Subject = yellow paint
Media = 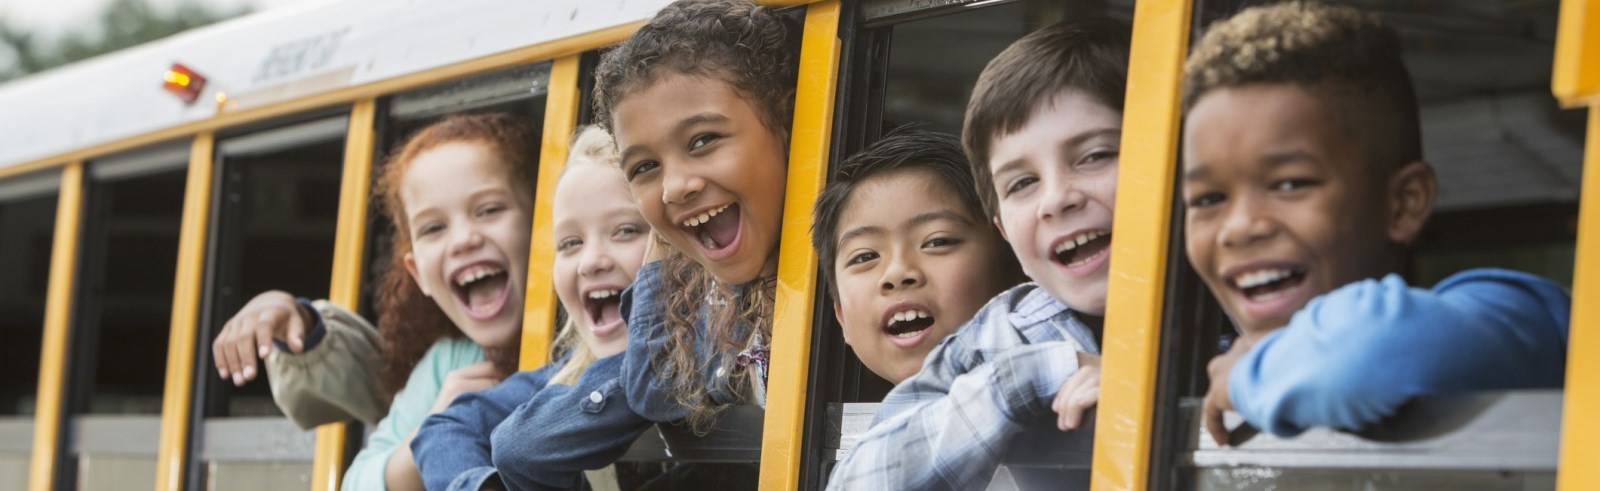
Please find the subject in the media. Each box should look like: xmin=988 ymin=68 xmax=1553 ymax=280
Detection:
xmin=1557 ymin=107 xmax=1600 ymax=491
xmin=758 ymin=2 xmax=838 ymax=490
xmin=154 ymin=133 xmax=215 ymax=491
xmin=1091 ymin=1 xmax=1190 ymax=490
xmin=519 ymin=55 xmax=582 ymax=370
xmin=307 ymin=99 xmax=378 ymax=491
xmin=27 ymin=162 xmax=83 ymax=491
xmin=1553 ymin=0 xmax=1600 ymax=106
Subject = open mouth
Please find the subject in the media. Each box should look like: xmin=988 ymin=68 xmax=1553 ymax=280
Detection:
xmin=451 ymin=263 xmax=511 ymax=320
xmin=1230 ymin=266 xmax=1308 ymax=302
xmin=582 ymin=288 xmax=624 ymax=336
xmin=1052 ymin=230 xmax=1112 ymax=267
xmin=680 ymin=203 xmax=742 ymax=256
xmin=883 ymin=308 xmax=935 ymax=340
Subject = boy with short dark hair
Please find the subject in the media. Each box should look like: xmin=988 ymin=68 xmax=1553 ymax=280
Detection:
xmin=829 ymin=18 xmax=1131 ymax=490
xmin=812 ymin=130 xmax=1026 ymax=385
xmin=1181 ymin=2 xmax=1571 ymax=443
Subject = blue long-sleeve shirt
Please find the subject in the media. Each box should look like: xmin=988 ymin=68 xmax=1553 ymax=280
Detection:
xmin=410 ymin=362 xmax=558 ymax=491
xmin=1230 ymin=268 xmax=1570 ymax=437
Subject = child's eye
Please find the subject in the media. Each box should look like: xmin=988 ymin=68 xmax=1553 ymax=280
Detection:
xmin=1187 ymin=192 xmax=1225 ymax=209
xmin=1080 ymin=149 xmax=1119 ymax=166
xmin=557 ymin=237 xmax=582 ymax=252
xmin=1004 ymin=176 xmax=1038 ymax=196
xmin=689 ymin=134 xmax=721 ymax=151
xmin=845 ymin=251 xmax=879 ymax=266
xmin=1272 ymin=179 xmax=1318 ymax=192
xmin=615 ymin=223 xmax=644 ymax=239
xmin=417 ymin=222 xmax=444 ymax=237
xmin=923 ymin=236 xmax=963 ymax=249
xmin=626 ymin=160 xmax=660 ymax=181
xmin=477 ymin=203 xmax=506 ymax=217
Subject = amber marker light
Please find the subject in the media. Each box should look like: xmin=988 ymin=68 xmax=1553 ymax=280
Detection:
xmin=163 ymin=63 xmax=207 ymax=104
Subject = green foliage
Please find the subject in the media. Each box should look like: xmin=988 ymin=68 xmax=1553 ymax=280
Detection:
xmin=0 ymin=0 xmax=250 ymax=82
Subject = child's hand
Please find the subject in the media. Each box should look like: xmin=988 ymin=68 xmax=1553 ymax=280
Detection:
xmin=431 ymin=361 xmax=503 ymax=413
xmin=212 ymin=290 xmax=313 ymax=386
xmin=1052 ymin=351 xmax=1101 ymax=431
xmin=1202 ymin=337 xmax=1258 ymax=446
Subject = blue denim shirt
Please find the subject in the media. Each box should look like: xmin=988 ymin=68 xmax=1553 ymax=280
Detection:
xmin=1231 ymin=269 xmax=1570 ymax=436
xmin=620 ymin=260 xmax=756 ymax=421
xmin=410 ymin=362 xmax=557 ymax=491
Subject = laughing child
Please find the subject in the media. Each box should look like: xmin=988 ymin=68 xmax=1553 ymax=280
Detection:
xmin=1180 ymin=2 xmax=1571 ymax=444
xmin=829 ymin=18 xmax=1131 ymax=490
xmin=811 ymin=130 xmax=1025 ymax=385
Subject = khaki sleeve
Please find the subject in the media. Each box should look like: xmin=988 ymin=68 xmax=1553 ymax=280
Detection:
xmin=264 ymin=300 xmax=389 ymax=429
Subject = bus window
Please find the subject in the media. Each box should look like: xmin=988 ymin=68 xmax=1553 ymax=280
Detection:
xmin=66 ymin=143 xmax=188 ymax=491
xmin=809 ymin=0 xmax=1134 ymax=487
xmin=193 ymin=115 xmax=348 ymax=490
xmin=1158 ymin=1 xmax=1585 ymax=489
xmin=0 ymin=170 xmax=61 ymax=489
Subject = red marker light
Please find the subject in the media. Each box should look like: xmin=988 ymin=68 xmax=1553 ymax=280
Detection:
xmin=163 ymin=63 xmax=207 ymax=104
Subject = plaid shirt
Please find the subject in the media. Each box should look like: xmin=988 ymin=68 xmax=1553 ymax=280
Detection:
xmin=827 ymin=283 xmax=1100 ymax=491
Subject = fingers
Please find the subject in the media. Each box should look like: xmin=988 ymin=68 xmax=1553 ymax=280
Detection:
xmin=1203 ymin=394 xmax=1229 ymax=446
xmin=232 ymin=314 xmax=260 ymax=385
xmin=254 ymin=308 xmax=282 ymax=359
xmin=1055 ymin=371 xmax=1100 ymax=431
xmin=285 ymin=304 xmax=307 ymax=353
xmin=213 ymin=319 xmax=236 ymax=381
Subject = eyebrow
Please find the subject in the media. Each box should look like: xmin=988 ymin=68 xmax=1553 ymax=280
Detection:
xmin=991 ymin=127 xmax=1122 ymax=179
xmin=618 ymin=112 xmax=730 ymax=165
xmin=835 ymin=210 xmax=972 ymax=246
xmin=1184 ymin=150 xmax=1322 ymax=182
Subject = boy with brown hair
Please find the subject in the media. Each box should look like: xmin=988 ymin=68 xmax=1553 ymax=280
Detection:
xmin=829 ymin=17 xmax=1130 ymax=490
xmin=1181 ymin=2 xmax=1571 ymax=444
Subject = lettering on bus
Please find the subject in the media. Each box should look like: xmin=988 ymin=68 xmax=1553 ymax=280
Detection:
xmin=252 ymin=28 xmax=351 ymax=85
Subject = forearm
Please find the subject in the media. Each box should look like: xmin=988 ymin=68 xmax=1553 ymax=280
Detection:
xmin=384 ymin=431 xmax=424 ymax=491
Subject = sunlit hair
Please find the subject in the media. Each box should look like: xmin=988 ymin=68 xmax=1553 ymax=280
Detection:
xmin=371 ymin=113 xmax=535 ymax=396
xmin=963 ymin=17 xmax=1130 ymax=220
xmin=812 ymin=129 xmax=1023 ymax=301
xmin=1183 ymin=1 xmax=1422 ymax=175
xmin=549 ymin=125 xmax=623 ymax=386
xmin=591 ymin=0 xmax=800 ymax=433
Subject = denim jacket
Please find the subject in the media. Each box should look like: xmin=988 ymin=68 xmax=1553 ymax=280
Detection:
xmin=486 ymin=261 xmax=759 ymax=490
xmin=410 ymin=361 xmax=557 ymax=491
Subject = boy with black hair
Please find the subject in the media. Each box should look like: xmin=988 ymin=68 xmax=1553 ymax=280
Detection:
xmin=829 ymin=17 xmax=1131 ymax=490
xmin=1181 ymin=2 xmax=1571 ymax=444
xmin=812 ymin=129 xmax=1025 ymax=385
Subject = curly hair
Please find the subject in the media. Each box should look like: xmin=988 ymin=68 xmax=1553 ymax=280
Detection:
xmin=1183 ymin=1 xmax=1421 ymax=174
xmin=371 ymin=113 xmax=536 ymax=397
xmin=962 ymin=17 xmax=1131 ymax=220
xmin=591 ymin=0 xmax=800 ymax=433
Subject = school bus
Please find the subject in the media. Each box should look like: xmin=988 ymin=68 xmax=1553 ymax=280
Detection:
xmin=0 ymin=0 xmax=1593 ymax=490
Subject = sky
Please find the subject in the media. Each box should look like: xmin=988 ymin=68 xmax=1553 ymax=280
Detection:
xmin=0 ymin=0 xmax=310 ymax=39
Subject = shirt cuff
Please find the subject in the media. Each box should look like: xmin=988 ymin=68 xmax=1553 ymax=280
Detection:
xmin=447 ymin=467 xmax=503 ymax=491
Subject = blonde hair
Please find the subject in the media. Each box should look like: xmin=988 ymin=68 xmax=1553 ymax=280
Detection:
xmin=549 ymin=126 xmax=622 ymax=385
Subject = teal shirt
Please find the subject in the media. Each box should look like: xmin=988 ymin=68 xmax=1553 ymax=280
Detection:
xmin=343 ymin=336 xmax=484 ymax=491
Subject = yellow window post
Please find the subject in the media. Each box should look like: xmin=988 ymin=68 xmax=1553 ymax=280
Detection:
xmin=27 ymin=162 xmax=84 ymax=491
xmin=520 ymin=55 xmax=584 ymax=371
xmin=155 ymin=133 xmax=216 ymax=491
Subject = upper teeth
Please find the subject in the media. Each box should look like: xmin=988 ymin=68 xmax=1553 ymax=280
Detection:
xmin=887 ymin=309 xmax=931 ymax=327
xmin=1055 ymin=230 xmax=1108 ymax=254
xmin=454 ymin=265 xmax=504 ymax=286
xmin=682 ymin=204 xmax=731 ymax=227
xmin=587 ymin=289 xmax=619 ymax=300
xmin=1235 ymin=268 xmax=1293 ymax=289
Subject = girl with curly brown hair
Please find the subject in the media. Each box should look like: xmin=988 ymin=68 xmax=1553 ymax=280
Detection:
xmin=483 ymin=0 xmax=801 ymax=488
xmin=210 ymin=113 xmax=538 ymax=490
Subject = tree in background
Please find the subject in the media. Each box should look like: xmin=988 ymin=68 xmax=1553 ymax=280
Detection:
xmin=0 ymin=0 xmax=250 ymax=82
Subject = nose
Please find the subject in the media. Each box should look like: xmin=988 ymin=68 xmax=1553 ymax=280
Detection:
xmin=661 ymin=162 xmax=705 ymax=206
xmin=578 ymin=241 xmax=616 ymax=277
xmin=1037 ymin=173 xmax=1087 ymax=222
xmin=447 ymin=224 xmax=485 ymax=256
xmin=1218 ymin=194 xmax=1279 ymax=248
xmin=878 ymin=250 xmax=924 ymax=292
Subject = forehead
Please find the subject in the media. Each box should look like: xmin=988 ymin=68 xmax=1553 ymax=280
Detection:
xmin=403 ymin=142 xmax=513 ymax=197
xmin=611 ymin=73 xmax=759 ymax=144
xmin=837 ymin=168 xmax=971 ymax=234
xmin=988 ymin=89 xmax=1121 ymax=165
xmin=555 ymin=164 xmax=631 ymax=216
xmin=1183 ymin=84 xmax=1362 ymax=175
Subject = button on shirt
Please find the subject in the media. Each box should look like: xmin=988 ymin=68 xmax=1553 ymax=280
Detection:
xmin=828 ymin=283 xmax=1100 ymax=491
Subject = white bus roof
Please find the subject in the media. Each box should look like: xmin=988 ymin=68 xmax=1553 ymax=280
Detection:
xmin=0 ymin=0 xmax=673 ymax=171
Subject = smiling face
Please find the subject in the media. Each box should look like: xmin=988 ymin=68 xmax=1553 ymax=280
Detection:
xmin=1183 ymin=84 xmax=1403 ymax=340
xmin=830 ymin=169 xmax=1015 ymax=383
xmin=989 ymin=89 xmax=1121 ymax=316
xmin=613 ymin=73 xmax=789 ymax=285
xmin=553 ymin=163 xmax=650 ymax=359
xmin=401 ymin=142 xmax=533 ymax=350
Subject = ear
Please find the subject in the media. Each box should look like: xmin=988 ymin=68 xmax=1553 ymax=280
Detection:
xmin=404 ymin=251 xmax=429 ymax=297
xmin=833 ymin=301 xmax=854 ymax=347
xmin=1385 ymin=160 xmax=1436 ymax=246
xmin=993 ymin=216 xmax=1009 ymax=242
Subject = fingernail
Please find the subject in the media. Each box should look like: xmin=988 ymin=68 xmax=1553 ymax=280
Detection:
xmin=242 ymin=366 xmax=254 ymax=379
xmin=232 ymin=373 xmax=243 ymax=385
xmin=219 ymin=369 xmax=229 ymax=379
xmin=259 ymin=346 xmax=270 ymax=358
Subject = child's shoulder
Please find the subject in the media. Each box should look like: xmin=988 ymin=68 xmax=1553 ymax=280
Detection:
xmin=948 ymin=282 xmax=1065 ymax=338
